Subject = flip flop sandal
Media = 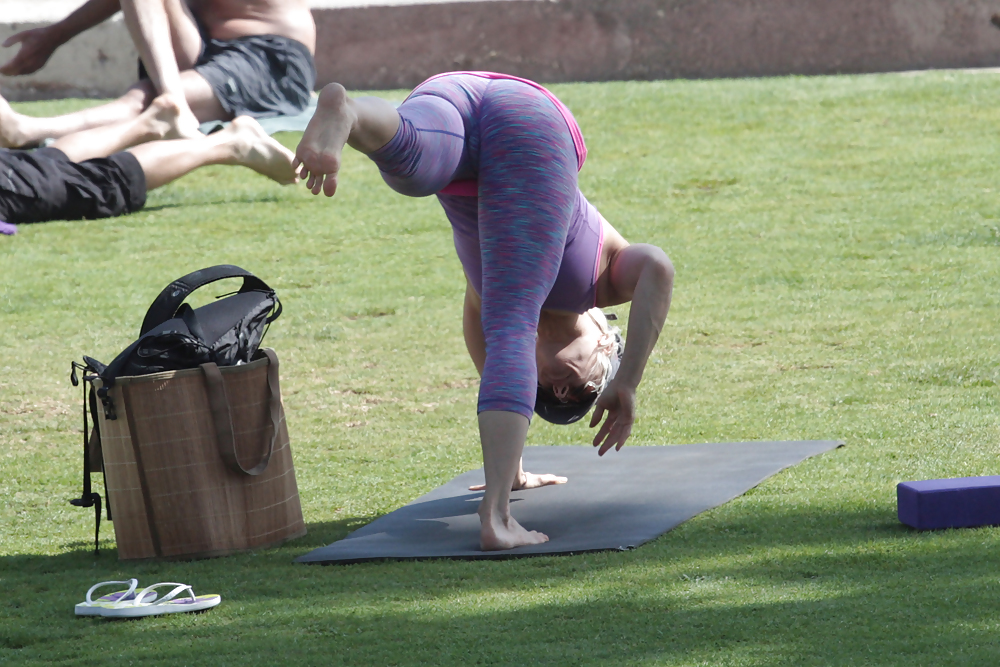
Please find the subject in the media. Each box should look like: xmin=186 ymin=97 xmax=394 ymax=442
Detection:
xmin=100 ymin=582 xmax=221 ymax=619
xmin=75 ymin=579 xmax=158 ymax=616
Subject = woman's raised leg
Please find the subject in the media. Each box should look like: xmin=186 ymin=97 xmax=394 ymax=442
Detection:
xmin=296 ymin=81 xmax=466 ymax=198
xmin=294 ymin=83 xmax=403 ymax=196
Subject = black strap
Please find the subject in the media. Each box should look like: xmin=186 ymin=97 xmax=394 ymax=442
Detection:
xmin=177 ymin=303 xmax=206 ymax=342
xmin=89 ymin=385 xmax=112 ymax=522
xmin=139 ymin=265 xmax=272 ymax=336
xmin=69 ymin=361 xmax=102 ymax=556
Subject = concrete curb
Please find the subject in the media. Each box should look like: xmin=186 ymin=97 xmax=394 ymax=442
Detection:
xmin=315 ymin=0 xmax=1000 ymax=90
xmin=4 ymin=0 xmax=1000 ymax=101
xmin=1 ymin=16 xmax=138 ymax=100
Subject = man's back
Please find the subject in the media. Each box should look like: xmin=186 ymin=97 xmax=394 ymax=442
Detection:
xmin=189 ymin=0 xmax=315 ymax=51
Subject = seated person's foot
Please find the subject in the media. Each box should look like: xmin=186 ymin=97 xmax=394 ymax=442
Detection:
xmin=294 ymin=82 xmax=355 ymax=196
xmin=143 ymin=94 xmax=184 ymax=141
xmin=0 ymin=92 xmax=32 ymax=148
xmin=226 ymin=116 xmax=300 ymax=185
xmin=174 ymin=103 xmax=204 ymax=140
xmin=146 ymin=94 xmax=202 ymax=141
xmin=478 ymin=506 xmax=549 ymax=551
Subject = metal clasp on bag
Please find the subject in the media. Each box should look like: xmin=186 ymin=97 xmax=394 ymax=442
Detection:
xmin=95 ymin=385 xmax=117 ymax=421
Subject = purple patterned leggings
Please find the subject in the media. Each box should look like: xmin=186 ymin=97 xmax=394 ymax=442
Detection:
xmin=368 ymin=75 xmax=579 ymax=419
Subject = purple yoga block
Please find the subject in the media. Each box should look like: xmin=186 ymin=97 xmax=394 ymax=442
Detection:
xmin=897 ymin=476 xmax=1000 ymax=530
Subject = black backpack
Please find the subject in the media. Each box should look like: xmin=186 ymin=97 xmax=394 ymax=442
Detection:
xmin=69 ymin=265 xmax=282 ymax=552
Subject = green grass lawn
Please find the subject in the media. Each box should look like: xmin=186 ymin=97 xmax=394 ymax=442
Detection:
xmin=4 ymin=70 xmax=1000 ymax=665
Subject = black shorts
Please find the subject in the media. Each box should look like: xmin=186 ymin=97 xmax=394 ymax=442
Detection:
xmin=140 ymin=32 xmax=316 ymax=119
xmin=0 ymin=148 xmax=147 ymax=224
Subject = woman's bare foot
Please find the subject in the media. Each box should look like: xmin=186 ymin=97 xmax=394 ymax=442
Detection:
xmin=294 ymin=83 xmax=356 ymax=196
xmin=225 ymin=116 xmax=299 ymax=185
xmin=479 ymin=504 xmax=549 ymax=551
xmin=0 ymin=93 xmax=32 ymax=148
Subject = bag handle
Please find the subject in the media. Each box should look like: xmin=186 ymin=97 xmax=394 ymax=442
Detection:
xmin=201 ymin=349 xmax=283 ymax=476
xmin=140 ymin=265 xmax=276 ymax=336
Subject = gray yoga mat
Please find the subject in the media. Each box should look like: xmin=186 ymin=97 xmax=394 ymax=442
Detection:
xmin=296 ymin=440 xmax=842 ymax=564
xmin=198 ymin=96 xmax=318 ymax=136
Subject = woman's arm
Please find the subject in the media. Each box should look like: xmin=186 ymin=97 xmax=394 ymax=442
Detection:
xmin=591 ymin=228 xmax=675 ymax=455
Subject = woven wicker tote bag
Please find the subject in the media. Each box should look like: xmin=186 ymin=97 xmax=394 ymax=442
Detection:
xmin=93 ymin=348 xmax=306 ymax=560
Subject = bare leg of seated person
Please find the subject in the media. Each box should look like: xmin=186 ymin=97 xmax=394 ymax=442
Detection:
xmin=127 ymin=115 xmax=299 ymax=190
xmin=50 ymin=94 xmax=188 ymax=163
xmin=0 ymin=83 xmax=154 ymax=149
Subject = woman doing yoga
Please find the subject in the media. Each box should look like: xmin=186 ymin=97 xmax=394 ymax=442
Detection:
xmin=294 ymin=72 xmax=674 ymax=551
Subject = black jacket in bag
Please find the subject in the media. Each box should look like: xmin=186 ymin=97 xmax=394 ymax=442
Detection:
xmin=91 ymin=264 xmax=282 ymax=418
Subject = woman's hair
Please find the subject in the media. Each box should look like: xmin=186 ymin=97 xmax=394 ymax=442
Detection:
xmin=534 ymin=310 xmax=623 ymax=425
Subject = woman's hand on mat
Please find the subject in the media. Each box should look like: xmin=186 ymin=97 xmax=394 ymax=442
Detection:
xmin=469 ymin=471 xmax=568 ymax=492
xmin=1 ymin=27 xmax=59 ymax=76
xmin=590 ymin=380 xmax=636 ymax=456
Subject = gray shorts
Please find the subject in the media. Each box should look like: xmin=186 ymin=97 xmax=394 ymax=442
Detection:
xmin=140 ymin=33 xmax=316 ymax=119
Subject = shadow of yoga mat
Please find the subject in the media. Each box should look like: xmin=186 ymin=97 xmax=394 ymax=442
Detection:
xmin=297 ymin=440 xmax=842 ymax=564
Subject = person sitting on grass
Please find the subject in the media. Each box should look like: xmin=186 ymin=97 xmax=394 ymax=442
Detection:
xmin=0 ymin=0 xmax=316 ymax=148
xmin=0 ymin=94 xmax=298 ymax=235
xmin=293 ymin=71 xmax=675 ymax=551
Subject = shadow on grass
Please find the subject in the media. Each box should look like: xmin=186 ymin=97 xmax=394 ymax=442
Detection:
xmin=3 ymin=507 xmax=999 ymax=665
xmin=141 ymin=194 xmax=284 ymax=213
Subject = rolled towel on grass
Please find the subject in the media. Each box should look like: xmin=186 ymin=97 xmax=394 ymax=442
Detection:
xmin=897 ymin=476 xmax=1000 ymax=530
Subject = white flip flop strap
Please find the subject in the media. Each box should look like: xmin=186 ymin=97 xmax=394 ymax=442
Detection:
xmin=85 ymin=579 xmax=137 ymax=606
xmin=133 ymin=582 xmax=195 ymax=607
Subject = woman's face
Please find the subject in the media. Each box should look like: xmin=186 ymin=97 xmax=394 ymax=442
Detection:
xmin=536 ymin=311 xmax=608 ymax=402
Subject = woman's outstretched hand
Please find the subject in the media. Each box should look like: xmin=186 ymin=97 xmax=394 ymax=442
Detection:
xmin=589 ymin=380 xmax=636 ymax=456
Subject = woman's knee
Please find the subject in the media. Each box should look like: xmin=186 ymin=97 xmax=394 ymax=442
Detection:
xmin=370 ymin=94 xmax=466 ymax=197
